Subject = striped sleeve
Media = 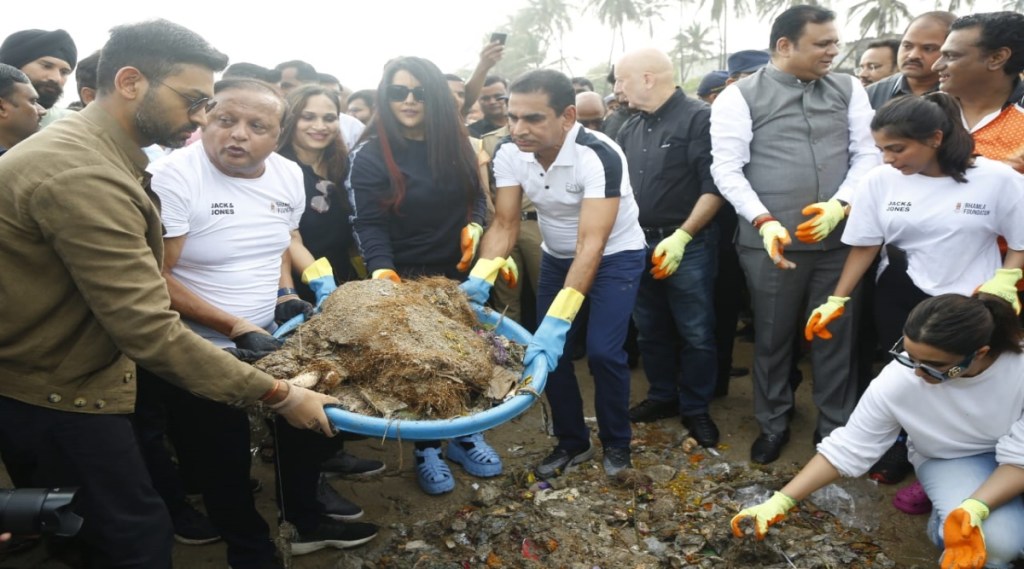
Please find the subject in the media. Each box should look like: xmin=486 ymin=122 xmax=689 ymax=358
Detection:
xmin=575 ymin=128 xmax=623 ymax=198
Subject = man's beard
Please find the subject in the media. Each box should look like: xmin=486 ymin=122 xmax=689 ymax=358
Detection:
xmin=134 ymin=90 xmax=196 ymax=149
xmin=34 ymin=81 xmax=63 ymax=109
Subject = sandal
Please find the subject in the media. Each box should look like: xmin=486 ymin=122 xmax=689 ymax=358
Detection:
xmin=868 ymin=440 xmax=912 ymax=485
xmin=446 ymin=432 xmax=503 ymax=478
xmin=892 ymin=480 xmax=932 ymax=515
xmin=414 ymin=446 xmax=454 ymax=495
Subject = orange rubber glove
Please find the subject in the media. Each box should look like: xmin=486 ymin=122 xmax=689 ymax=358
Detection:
xmin=941 ymin=499 xmax=989 ymax=569
xmin=730 ymin=491 xmax=797 ymax=540
xmin=500 ymin=256 xmax=519 ymax=289
xmin=795 ymin=199 xmax=846 ymax=244
xmin=759 ymin=220 xmax=796 ymax=269
xmin=372 ymin=268 xmax=401 ymax=283
xmin=457 ymin=223 xmax=483 ymax=272
xmin=804 ymin=296 xmax=850 ymax=340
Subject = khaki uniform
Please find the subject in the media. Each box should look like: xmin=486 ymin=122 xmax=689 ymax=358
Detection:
xmin=0 ymin=104 xmax=275 ymax=414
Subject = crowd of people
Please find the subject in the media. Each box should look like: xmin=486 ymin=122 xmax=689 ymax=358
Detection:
xmin=0 ymin=4 xmax=1022 ymax=568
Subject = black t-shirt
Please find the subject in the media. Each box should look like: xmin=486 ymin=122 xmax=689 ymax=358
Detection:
xmin=292 ymin=161 xmax=357 ymax=296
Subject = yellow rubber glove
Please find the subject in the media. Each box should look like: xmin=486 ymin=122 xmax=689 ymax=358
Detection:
xmin=462 ymin=257 xmax=508 ymax=305
xmin=977 ymin=268 xmax=1022 ymax=315
xmin=500 ymin=256 xmax=519 ymax=289
xmin=941 ymin=498 xmax=989 ymax=569
xmin=805 ymin=296 xmax=850 ymax=341
xmin=372 ymin=268 xmax=401 ymax=283
xmin=524 ymin=288 xmax=585 ymax=372
xmin=650 ymin=229 xmax=692 ymax=280
xmin=457 ymin=222 xmax=484 ymax=272
xmin=300 ymin=257 xmax=336 ymax=308
xmin=795 ymin=199 xmax=846 ymax=244
xmin=731 ymin=491 xmax=797 ymax=540
xmin=759 ymin=220 xmax=795 ymax=269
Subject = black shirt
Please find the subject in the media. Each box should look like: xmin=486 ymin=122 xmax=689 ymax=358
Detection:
xmin=348 ymin=137 xmax=487 ymax=275
xmin=292 ymin=161 xmax=357 ymax=290
xmin=615 ymin=88 xmax=718 ymax=229
xmin=468 ymin=118 xmax=504 ymax=138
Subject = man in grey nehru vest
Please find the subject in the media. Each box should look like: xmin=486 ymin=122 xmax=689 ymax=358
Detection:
xmin=710 ymin=5 xmax=879 ymax=464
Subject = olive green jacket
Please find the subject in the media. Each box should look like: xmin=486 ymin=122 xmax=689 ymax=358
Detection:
xmin=0 ymin=103 xmax=275 ymax=414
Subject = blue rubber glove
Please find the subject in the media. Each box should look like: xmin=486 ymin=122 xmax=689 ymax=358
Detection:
xmin=301 ymin=257 xmax=337 ymax=309
xmin=524 ymin=288 xmax=585 ymax=372
xmin=460 ymin=257 xmax=509 ymax=306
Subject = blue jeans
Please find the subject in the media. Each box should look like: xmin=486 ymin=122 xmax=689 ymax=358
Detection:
xmin=918 ymin=452 xmax=1024 ymax=568
xmin=633 ymin=224 xmax=719 ymax=415
xmin=538 ymin=248 xmax=645 ymax=450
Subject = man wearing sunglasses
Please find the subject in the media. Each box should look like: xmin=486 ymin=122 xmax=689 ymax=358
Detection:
xmin=468 ymin=75 xmax=509 ymax=137
xmin=0 ymin=20 xmax=339 ymax=568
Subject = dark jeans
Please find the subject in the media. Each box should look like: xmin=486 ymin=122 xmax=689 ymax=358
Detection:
xmin=874 ymin=263 xmax=931 ymax=357
xmin=134 ymin=368 xmax=276 ymax=567
xmin=634 ymin=224 xmax=719 ymax=415
xmin=538 ymin=249 xmax=645 ymax=450
xmin=0 ymin=395 xmax=173 ymax=568
xmin=273 ymin=415 xmax=338 ymax=532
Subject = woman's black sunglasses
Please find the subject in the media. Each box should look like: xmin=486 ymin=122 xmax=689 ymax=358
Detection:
xmin=386 ymin=85 xmax=426 ymax=103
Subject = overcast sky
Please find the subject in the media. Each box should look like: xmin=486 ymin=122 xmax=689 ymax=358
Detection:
xmin=1 ymin=0 xmax=1009 ymax=105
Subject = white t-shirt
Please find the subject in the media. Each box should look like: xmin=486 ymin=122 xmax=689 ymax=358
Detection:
xmin=493 ymin=123 xmax=644 ymax=258
xmin=842 ymin=157 xmax=1024 ymax=296
xmin=338 ymin=113 xmax=365 ymax=151
xmin=819 ymin=350 xmax=1024 ymax=477
xmin=149 ymin=142 xmax=305 ymax=347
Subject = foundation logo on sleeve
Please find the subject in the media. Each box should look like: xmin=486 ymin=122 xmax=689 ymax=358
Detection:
xmin=885 ymin=200 xmax=911 ymax=212
xmin=210 ymin=202 xmax=235 ymax=215
xmin=956 ymin=201 xmax=990 ymax=216
xmin=270 ymin=201 xmax=295 ymax=214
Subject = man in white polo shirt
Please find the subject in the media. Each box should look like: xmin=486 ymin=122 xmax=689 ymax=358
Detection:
xmin=461 ymin=69 xmax=646 ymax=478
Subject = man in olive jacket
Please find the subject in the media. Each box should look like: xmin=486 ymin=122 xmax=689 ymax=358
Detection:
xmin=0 ymin=20 xmax=336 ymax=568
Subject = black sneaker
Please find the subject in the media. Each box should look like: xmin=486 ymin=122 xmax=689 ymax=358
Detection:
xmin=290 ymin=519 xmax=378 ymax=555
xmin=681 ymin=413 xmax=720 ymax=448
xmin=172 ymin=503 xmax=221 ymax=545
xmin=603 ymin=446 xmax=632 ymax=476
xmin=628 ymin=399 xmax=678 ymax=423
xmin=318 ymin=474 xmax=363 ymax=521
xmin=535 ymin=442 xmax=595 ymax=479
xmin=321 ymin=450 xmax=385 ymax=479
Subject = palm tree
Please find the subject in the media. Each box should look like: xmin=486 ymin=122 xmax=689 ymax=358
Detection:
xmin=587 ymin=0 xmax=643 ymax=64
xmin=939 ymin=0 xmax=975 ymax=12
xmin=755 ymin=0 xmax=828 ymax=20
xmin=699 ymin=0 xmax=751 ymax=67
xmin=1002 ymin=0 xmax=1024 ymax=11
xmin=672 ymin=22 xmax=717 ymax=84
xmin=525 ymin=0 xmax=575 ymax=71
xmin=638 ymin=0 xmax=670 ymax=39
xmin=848 ymin=0 xmax=912 ymax=38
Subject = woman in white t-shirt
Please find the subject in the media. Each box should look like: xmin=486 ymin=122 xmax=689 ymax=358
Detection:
xmin=801 ymin=92 xmax=1024 ymax=491
xmin=733 ymin=294 xmax=1024 ymax=569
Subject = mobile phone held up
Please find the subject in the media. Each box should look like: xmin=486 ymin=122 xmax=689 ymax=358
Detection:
xmin=490 ymin=32 xmax=508 ymax=45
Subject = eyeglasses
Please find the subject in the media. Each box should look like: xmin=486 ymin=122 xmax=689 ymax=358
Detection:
xmin=579 ymin=118 xmax=604 ymax=130
xmin=311 ymin=179 xmax=334 ymax=213
xmin=855 ymin=63 xmax=887 ymax=73
xmin=888 ymin=337 xmax=976 ymax=381
xmin=150 ymin=77 xmax=216 ymax=115
xmin=385 ymin=84 xmax=426 ymax=103
xmin=478 ymin=94 xmax=508 ymax=103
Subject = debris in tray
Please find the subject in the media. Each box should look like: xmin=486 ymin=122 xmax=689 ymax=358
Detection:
xmin=255 ymin=277 xmax=526 ymax=419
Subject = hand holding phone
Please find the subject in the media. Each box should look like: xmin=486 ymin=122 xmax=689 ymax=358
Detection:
xmin=490 ymin=32 xmax=508 ymax=45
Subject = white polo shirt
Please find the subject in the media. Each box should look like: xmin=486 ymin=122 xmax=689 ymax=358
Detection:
xmin=149 ymin=142 xmax=305 ymax=347
xmin=842 ymin=157 xmax=1024 ymax=296
xmin=493 ymin=123 xmax=644 ymax=259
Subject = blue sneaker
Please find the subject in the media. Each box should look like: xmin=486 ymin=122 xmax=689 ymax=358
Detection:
xmin=414 ymin=446 xmax=454 ymax=495
xmin=446 ymin=433 xmax=503 ymax=477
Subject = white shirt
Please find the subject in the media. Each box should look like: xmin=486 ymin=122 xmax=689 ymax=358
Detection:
xmin=819 ymin=351 xmax=1024 ymax=477
xmin=493 ymin=123 xmax=644 ymax=258
xmin=339 ymin=113 xmax=365 ymax=150
xmin=842 ymin=158 xmax=1024 ymax=296
xmin=709 ymin=73 xmax=879 ymax=222
xmin=149 ymin=142 xmax=305 ymax=347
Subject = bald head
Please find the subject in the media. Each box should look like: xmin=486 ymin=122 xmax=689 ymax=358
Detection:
xmin=576 ymin=91 xmax=606 ymax=130
xmin=615 ymin=48 xmax=675 ymax=113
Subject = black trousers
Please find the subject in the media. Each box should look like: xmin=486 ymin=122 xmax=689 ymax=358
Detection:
xmin=874 ymin=262 xmax=931 ymax=357
xmin=134 ymin=368 xmax=276 ymax=567
xmin=0 ymin=395 xmax=173 ymax=568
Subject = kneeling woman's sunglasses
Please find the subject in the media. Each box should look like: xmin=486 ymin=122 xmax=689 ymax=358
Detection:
xmin=888 ymin=337 xmax=977 ymax=381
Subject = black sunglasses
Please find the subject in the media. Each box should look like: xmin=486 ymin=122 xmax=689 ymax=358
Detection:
xmin=386 ymin=84 xmax=426 ymax=103
xmin=150 ymin=77 xmax=216 ymax=115
xmin=888 ymin=337 xmax=976 ymax=382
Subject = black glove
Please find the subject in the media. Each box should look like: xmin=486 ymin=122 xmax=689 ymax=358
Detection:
xmin=232 ymin=331 xmax=283 ymax=353
xmin=224 ymin=347 xmax=276 ymax=363
xmin=275 ymin=297 xmax=314 ymax=325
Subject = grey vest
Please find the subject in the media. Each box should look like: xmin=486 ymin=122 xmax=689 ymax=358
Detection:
xmin=735 ymin=65 xmax=853 ymax=251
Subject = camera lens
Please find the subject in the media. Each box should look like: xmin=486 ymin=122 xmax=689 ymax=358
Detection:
xmin=0 ymin=488 xmax=83 ymax=538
